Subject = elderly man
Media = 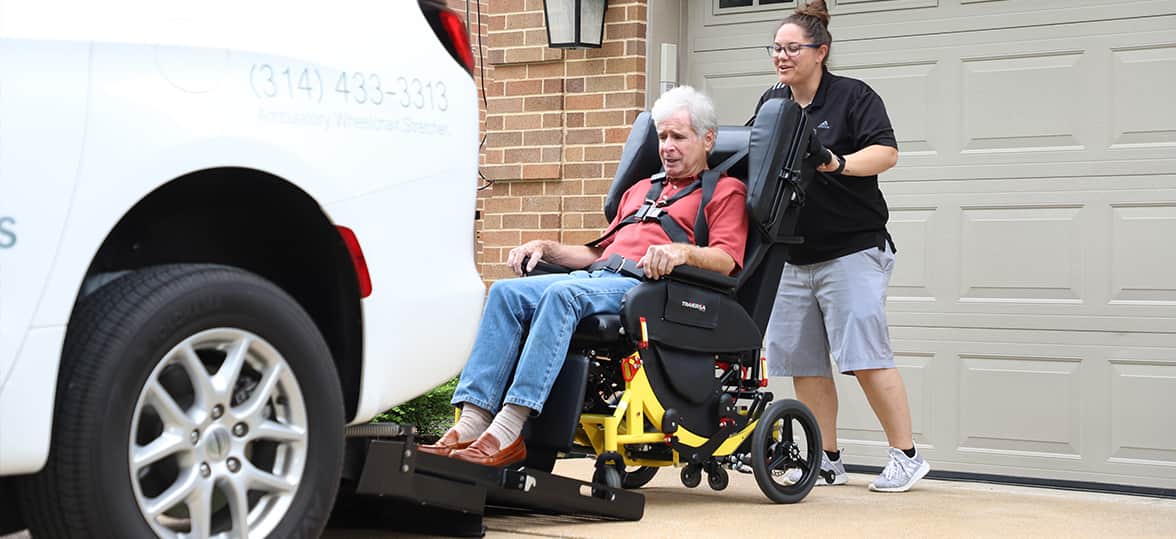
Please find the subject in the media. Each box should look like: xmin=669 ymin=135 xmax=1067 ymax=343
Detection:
xmin=421 ymin=86 xmax=749 ymax=467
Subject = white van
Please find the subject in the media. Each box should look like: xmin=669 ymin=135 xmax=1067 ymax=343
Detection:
xmin=0 ymin=1 xmax=485 ymax=536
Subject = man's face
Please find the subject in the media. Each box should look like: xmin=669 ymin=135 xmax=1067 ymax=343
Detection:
xmin=657 ymin=108 xmax=714 ymax=180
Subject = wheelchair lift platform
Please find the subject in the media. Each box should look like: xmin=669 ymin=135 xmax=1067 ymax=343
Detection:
xmin=331 ymin=425 xmax=645 ymax=537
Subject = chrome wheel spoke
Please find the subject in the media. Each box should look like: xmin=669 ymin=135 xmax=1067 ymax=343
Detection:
xmin=185 ymin=480 xmax=214 ymax=539
xmin=251 ymin=420 xmax=306 ymax=444
xmin=212 ymin=335 xmax=252 ymax=396
xmin=132 ymin=432 xmax=188 ymax=471
xmin=146 ymin=381 xmax=196 ymax=431
xmin=176 ymin=343 xmax=216 ymax=408
xmin=245 ymin=463 xmax=296 ymax=495
xmin=223 ymin=479 xmax=252 ymax=539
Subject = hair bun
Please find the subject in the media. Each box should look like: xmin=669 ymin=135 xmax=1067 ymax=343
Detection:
xmin=795 ymin=0 xmax=830 ymax=27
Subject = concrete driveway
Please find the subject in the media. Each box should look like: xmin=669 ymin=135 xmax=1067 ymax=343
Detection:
xmin=326 ymin=458 xmax=1176 ymax=538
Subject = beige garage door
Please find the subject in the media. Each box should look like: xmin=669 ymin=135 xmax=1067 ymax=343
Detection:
xmin=679 ymin=0 xmax=1176 ymax=489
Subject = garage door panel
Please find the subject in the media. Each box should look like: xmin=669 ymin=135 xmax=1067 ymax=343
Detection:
xmin=961 ymin=52 xmax=1085 ymax=153
xmin=958 ymin=354 xmax=1082 ymax=457
xmin=1111 ymin=204 xmax=1176 ymax=304
xmin=1109 ymin=359 xmax=1176 ymax=465
xmin=959 ymin=205 xmax=1084 ymax=302
xmin=1111 ymin=44 xmax=1176 ymax=148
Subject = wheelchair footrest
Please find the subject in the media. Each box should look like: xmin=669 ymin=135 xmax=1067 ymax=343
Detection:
xmin=341 ymin=437 xmax=645 ymax=534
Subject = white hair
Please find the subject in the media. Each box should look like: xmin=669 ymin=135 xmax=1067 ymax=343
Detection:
xmin=650 ymin=85 xmax=718 ymax=138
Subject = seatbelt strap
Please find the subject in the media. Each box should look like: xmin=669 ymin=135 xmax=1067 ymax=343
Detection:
xmin=693 ymin=148 xmax=747 ymax=247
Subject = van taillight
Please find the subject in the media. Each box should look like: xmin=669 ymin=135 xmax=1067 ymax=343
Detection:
xmin=421 ymin=1 xmax=475 ymax=75
xmin=336 ymin=226 xmax=372 ymax=298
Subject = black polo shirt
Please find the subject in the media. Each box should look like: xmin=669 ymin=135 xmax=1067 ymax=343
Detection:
xmin=750 ymin=67 xmax=898 ymax=265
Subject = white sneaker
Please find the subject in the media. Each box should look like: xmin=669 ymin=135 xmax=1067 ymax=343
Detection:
xmin=784 ymin=450 xmax=848 ymax=486
xmin=869 ymin=447 xmax=930 ymax=493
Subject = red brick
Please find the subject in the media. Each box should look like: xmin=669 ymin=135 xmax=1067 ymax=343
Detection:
xmin=505 ymin=79 xmax=543 ymax=96
xmin=606 ymin=22 xmax=644 ymax=40
xmin=506 ymin=12 xmax=544 ymax=29
xmin=502 ymin=214 xmax=539 ymax=229
xmin=585 ymin=75 xmax=625 ymax=92
xmin=605 ymin=127 xmax=631 ymax=143
xmin=563 ymin=195 xmax=603 ymax=211
xmin=489 ymin=30 xmax=526 ymax=49
xmin=527 ymin=63 xmax=564 ymax=78
xmin=503 ymin=114 xmax=543 ymax=130
xmin=484 ymin=149 xmax=505 ymax=164
xmin=586 ymin=110 xmax=625 ymax=127
xmin=565 ymin=94 xmax=604 ymax=110
xmin=521 ymin=230 xmax=560 ymax=243
xmin=606 ymin=57 xmax=643 ymax=74
xmin=566 ymin=77 xmax=585 ymax=93
xmin=584 ymin=213 xmax=610 ymax=229
xmin=480 ymin=230 xmax=521 ymax=246
xmin=563 ymin=163 xmax=602 ymax=178
xmin=566 ymin=112 xmax=585 ymax=128
xmin=523 ymin=129 xmax=562 ymax=145
xmin=485 ymin=131 xmax=522 ymax=148
xmin=585 ymin=40 xmax=626 ymax=59
xmin=522 ymin=196 xmax=560 ymax=212
xmin=483 ymin=165 xmax=522 ymax=180
xmin=562 ymin=230 xmax=604 ymax=245
xmin=487 ymin=14 xmax=507 ymax=32
xmin=563 ymin=146 xmax=584 ymax=161
xmin=552 ymin=179 xmax=584 ymax=196
xmin=542 ymin=113 xmax=562 ymax=128
xmin=566 ymin=59 xmax=605 ymax=77
xmin=584 ymin=144 xmax=622 ymax=161
xmin=584 ymin=178 xmax=614 ymax=195
xmin=523 ymin=95 xmax=563 ymax=111
xmin=565 ymin=128 xmax=603 ymax=145
xmin=489 ymin=0 xmax=524 ymax=14
xmin=489 ymin=96 xmax=523 ymax=113
xmin=522 ymin=164 xmax=561 ymax=179
xmin=493 ymin=65 xmax=528 ymax=81
xmin=605 ymin=91 xmax=643 ymax=109
xmin=510 ymin=181 xmax=545 ymax=196
xmin=503 ymin=147 xmax=541 ymax=162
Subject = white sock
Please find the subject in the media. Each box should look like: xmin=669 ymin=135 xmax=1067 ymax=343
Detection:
xmin=482 ymin=403 xmax=531 ymax=447
xmin=452 ymin=404 xmax=492 ymax=443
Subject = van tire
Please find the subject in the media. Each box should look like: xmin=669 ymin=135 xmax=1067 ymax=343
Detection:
xmin=20 ymin=264 xmax=344 ymax=538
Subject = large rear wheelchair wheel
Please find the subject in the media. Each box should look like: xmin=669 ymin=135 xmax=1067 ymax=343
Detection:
xmin=621 ymin=466 xmax=658 ymax=489
xmin=751 ymin=399 xmax=822 ymax=504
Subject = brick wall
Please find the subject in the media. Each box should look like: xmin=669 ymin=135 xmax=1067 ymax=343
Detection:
xmin=468 ymin=0 xmax=649 ymax=282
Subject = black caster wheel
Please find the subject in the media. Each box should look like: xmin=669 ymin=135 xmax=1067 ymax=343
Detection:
xmin=706 ymin=466 xmax=729 ymax=491
xmin=680 ymin=464 xmax=702 ymax=488
xmin=592 ymin=465 xmax=622 ymax=499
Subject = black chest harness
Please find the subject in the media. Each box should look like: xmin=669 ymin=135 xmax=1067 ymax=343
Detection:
xmin=588 ymin=150 xmax=747 ymax=249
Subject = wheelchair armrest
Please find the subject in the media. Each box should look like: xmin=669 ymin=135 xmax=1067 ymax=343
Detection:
xmin=665 ymin=264 xmax=737 ymax=293
xmin=521 ymin=256 xmax=578 ymax=276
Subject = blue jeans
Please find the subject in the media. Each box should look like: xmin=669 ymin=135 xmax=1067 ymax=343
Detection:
xmin=452 ymin=270 xmax=640 ymax=414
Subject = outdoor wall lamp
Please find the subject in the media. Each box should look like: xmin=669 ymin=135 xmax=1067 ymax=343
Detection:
xmin=543 ymin=0 xmax=608 ymax=49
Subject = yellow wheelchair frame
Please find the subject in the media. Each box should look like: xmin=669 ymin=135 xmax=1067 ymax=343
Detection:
xmin=572 ymin=338 xmax=824 ymax=504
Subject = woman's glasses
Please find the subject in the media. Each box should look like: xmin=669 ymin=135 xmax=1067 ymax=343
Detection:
xmin=764 ymin=42 xmax=821 ymax=57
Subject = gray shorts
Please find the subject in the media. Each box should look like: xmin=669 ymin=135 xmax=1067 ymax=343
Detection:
xmin=765 ymin=245 xmax=896 ymax=377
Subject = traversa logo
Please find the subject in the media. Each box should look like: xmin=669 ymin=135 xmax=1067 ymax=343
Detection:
xmin=680 ymin=300 xmax=707 ymax=313
xmin=0 ymin=216 xmax=15 ymax=248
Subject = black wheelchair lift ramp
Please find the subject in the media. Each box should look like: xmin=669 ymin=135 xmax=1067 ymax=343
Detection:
xmin=327 ymin=424 xmax=645 ymax=537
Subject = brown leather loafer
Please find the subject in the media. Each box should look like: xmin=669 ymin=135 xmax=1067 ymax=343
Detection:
xmin=417 ymin=430 xmax=473 ymax=457
xmin=450 ymin=433 xmax=527 ymax=468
